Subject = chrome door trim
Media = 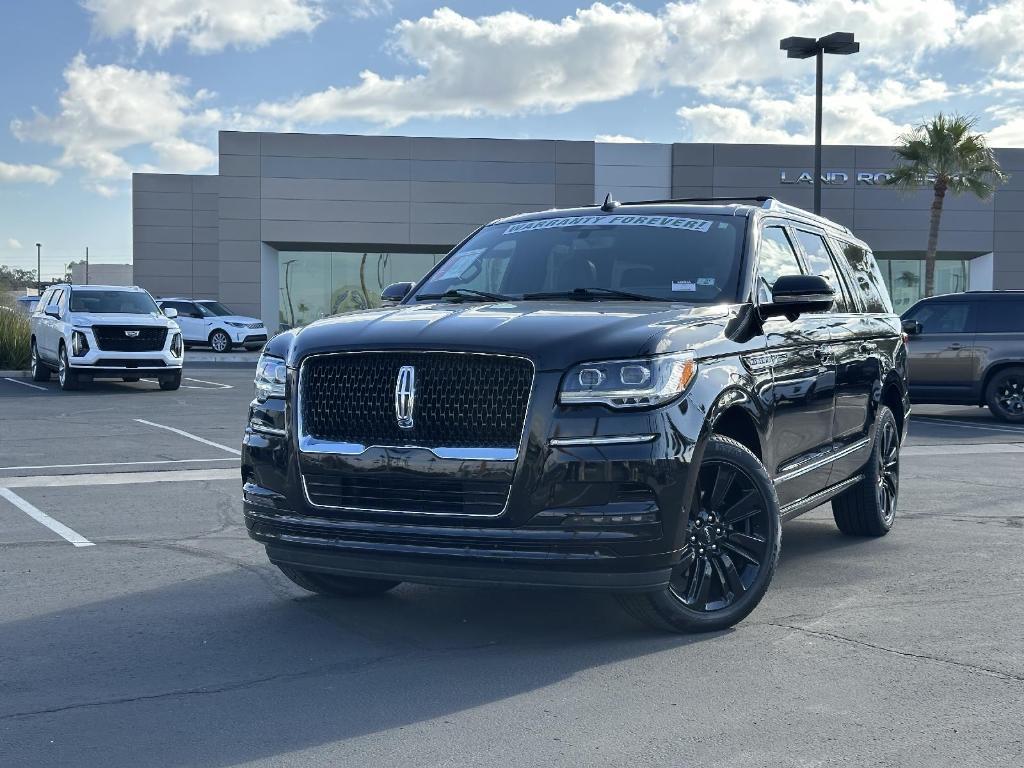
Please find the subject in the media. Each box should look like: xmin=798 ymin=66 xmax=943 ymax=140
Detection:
xmin=774 ymin=437 xmax=869 ymax=485
xmin=549 ymin=434 xmax=657 ymax=447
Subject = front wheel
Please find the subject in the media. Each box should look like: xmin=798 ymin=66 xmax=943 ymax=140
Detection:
xmin=985 ymin=367 xmax=1024 ymax=423
xmin=209 ymin=330 xmax=232 ymax=353
xmin=159 ymin=371 xmax=182 ymax=391
xmin=618 ymin=436 xmax=781 ymax=633
xmin=832 ymin=405 xmax=900 ymax=536
xmin=276 ymin=565 xmax=401 ymax=597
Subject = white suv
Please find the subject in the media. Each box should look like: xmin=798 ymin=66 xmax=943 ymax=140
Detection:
xmin=30 ymin=284 xmax=184 ymax=391
xmin=157 ymin=298 xmax=266 ymax=353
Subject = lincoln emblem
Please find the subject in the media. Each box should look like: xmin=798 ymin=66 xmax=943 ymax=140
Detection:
xmin=124 ymin=330 xmax=140 ymax=337
xmin=395 ymin=365 xmax=416 ymax=429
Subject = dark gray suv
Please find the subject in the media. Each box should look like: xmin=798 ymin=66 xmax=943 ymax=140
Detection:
xmin=902 ymin=291 xmax=1024 ymax=422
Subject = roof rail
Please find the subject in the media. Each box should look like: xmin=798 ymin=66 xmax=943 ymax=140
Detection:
xmin=617 ymin=195 xmax=774 ymax=206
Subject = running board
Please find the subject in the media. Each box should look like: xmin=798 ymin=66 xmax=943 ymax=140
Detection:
xmin=780 ymin=474 xmax=864 ymax=521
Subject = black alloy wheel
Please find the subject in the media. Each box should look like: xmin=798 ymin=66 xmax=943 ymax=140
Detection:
xmin=875 ymin=417 xmax=900 ymax=527
xmin=832 ymin=405 xmax=900 ymax=537
xmin=670 ymin=457 xmax=773 ymax=612
xmin=987 ymin=367 xmax=1024 ymax=423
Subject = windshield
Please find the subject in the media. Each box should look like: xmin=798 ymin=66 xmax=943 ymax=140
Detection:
xmin=411 ymin=213 xmax=746 ymax=303
xmin=197 ymin=301 xmax=235 ymax=317
xmin=69 ymin=290 xmax=159 ymax=315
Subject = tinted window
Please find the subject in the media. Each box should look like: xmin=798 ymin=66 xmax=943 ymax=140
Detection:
xmin=197 ymin=301 xmax=235 ymax=317
xmin=976 ymin=300 xmax=1024 ymax=333
xmin=49 ymin=289 xmax=64 ymax=310
xmin=69 ymin=290 xmax=160 ymax=314
xmin=411 ymin=213 xmax=745 ymax=303
xmin=794 ymin=229 xmax=849 ymax=312
xmin=36 ymin=289 xmax=53 ymax=312
xmin=838 ymin=241 xmax=892 ymax=313
xmin=907 ymin=302 xmax=972 ymax=334
xmin=757 ymin=226 xmax=803 ymax=302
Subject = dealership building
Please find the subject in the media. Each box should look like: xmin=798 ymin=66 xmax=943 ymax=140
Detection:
xmin=132 ymin=131 xmax=1024 ymax=330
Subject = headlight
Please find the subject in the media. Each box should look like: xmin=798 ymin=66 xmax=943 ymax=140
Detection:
xmin=226 ymin=321 xmax=247 ymax=328
xmin=170 ymin=332 xmax=183 ymax=357
xmin=560 ymin=352 xmax=697 ymax=408
xmin=255 ymin=354 xmax=287 ymax=402
xmin=71 ymin=330 xmax=90 ymax=357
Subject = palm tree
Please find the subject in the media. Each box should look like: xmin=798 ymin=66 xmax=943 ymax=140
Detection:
xmin=887 ymin=113 xmax=1006 ymax=297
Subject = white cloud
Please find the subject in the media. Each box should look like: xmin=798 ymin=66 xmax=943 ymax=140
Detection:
xmin=957 ymin=0 xmax=1024 ymax=79
xmin=348 ymin=0 xmax=392 ymax=19
xmin=0 ymin=160 xmax=60 ymax=185
xmin=83 ymin=0 xmax=326 ymax=54
xmin=255 ymin=1 xmax=960 ymax=129
xmin=596 ymin=134 xmax=645 ymax=143
xmin=6 ymin=238 xmax=23 ymax=249
xmin=11 ymin=54 xmax=218 ymax=194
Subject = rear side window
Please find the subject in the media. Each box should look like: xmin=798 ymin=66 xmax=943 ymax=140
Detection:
xmin=757 ymin=226 xmax=803 ymax=302
xmin=837 ymin=241 xmax=892 ymax=314
xmin=976 ymin=300 xmax=1024 ymax=333
xmin=907 ymin=302 xmax=973 ymax=334
xmin=794 ymin=229 xmax=850 ymax=313
xmin=36 ymin=289 xmax=53 ymax=311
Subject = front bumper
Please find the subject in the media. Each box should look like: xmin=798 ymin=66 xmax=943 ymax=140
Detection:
xmin=68 ymin=330 xmax=182 ymax=375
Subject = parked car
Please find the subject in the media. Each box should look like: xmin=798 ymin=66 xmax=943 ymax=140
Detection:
xmin=15 ymin=295 xmax=40 ymax=315
xmin=242 ymin=196 xmax=909 ymax=634
xmin=29 ymin=284 xmax=183 ymax=391
xmin=902 ymin=290 xmax=1024 ymax=422
xmin=156 ymin=299 xmax=266 ymax=353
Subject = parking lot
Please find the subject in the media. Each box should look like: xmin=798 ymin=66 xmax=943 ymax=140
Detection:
xmin=1 ymin=369 xmax=1022 ymax=767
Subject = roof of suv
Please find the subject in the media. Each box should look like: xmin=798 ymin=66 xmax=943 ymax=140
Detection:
xmin=490 ymin=195 xmax=855 ymax=239
xmin=917 ymin=290 xmax=1024 ymax=302
xmin=48 ymin=283 xmax=148 ymax=292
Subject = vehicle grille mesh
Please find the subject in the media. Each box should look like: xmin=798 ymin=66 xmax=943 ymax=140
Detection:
xmin=300 ymin=352 xmax=533 ymax=449
xmin=304 ymin=471 xmax=509 ymax=515
xmin=92 ymin=326 xmax=167 ymax=352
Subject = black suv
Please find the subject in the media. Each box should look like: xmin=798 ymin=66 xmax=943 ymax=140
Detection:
xmin=902 ymin=291 xmax=1024 ymax=422
xmin=242 ymin=197 xmax=909 ymax=633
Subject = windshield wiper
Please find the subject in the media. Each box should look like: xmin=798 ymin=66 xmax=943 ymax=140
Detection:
xmin=521 ymin=287 xmax=663 ymax=302
xmin=415 ymin=288 xmax=512 ymax=302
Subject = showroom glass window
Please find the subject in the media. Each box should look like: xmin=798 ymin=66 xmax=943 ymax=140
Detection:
xmin=278 ymin=250 xmax=449 ymax=328
xmin=879 ymin=258 xmax=970 ymax=314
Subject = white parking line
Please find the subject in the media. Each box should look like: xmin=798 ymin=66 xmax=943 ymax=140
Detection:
xmin=184 ymin=377 xmax=233 ymax=389
xmin=134 ymin=419 xmax=241 ymax=456
xmin=3 ymin=377 xmax=47 ymax=391
xmin=903 ymin=442 xmax=1024 ymax=457
xmin=912 ymin=417 xmax=1024 ymax=436
xmin=0 ymin=487 xmax=94 ymax=547
xmin=0 ymin=468 xmax=238 ymax=489
xmin=0 ymin=457 xmax=239 ymax=471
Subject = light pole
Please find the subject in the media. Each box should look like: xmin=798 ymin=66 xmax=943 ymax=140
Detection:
xmin=780 ymin=32 xmax=860 ymax=215
xmin=35 ymin=243 xmax=41 ymax=291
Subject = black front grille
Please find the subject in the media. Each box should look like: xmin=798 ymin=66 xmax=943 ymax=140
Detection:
xmin=304 ymin=471 xmax=510 ymax=515
xmin=301 ymin=352 xmax=533 ymax=449
xmin=93 ymin=359 xmax=167 ymax=368
xmin=93 ymin=326 xmax=167 ymax=352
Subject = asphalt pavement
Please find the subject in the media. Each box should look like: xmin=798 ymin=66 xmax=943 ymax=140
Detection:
xmin=1 ymin=370 xmax=1022 ymax=767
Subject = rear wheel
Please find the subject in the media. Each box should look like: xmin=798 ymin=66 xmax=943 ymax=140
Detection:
xmin=832 ymin=406 xmax=899 ymax=536
xmin=57 ymin=344 xmax=79 ymax=391
xmin=276 ymin=565 xmax=401 ymax=597
xmin=209 ymin=329 xmax=232 ymax=353
xmin=30 ymin=342 xmax=50 ymax=382
xmin=985 ymin=367 xmax=1024 ymax=423
xmin=618 ymin=436 xmax=781 ymax=633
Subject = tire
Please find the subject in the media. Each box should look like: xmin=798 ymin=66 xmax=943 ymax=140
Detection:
xmin=209 ymin=329 xmax=232 ymax=353
xmin=159 ymin=371 xmax=182 ymax=391
xmin=57 ymin=344 xmax=79 ymax=391
xmin=985 ymin=367 xmax=1024 ymax=423
xmin=30 ymin=342 xmax=50 ymax=382
xmin=276 ymin=565 xmax=401 ymax=597
xmin=832 ymin=405 xmax=900 ymax=537
xmin=618 ymin=435 xmax=781 ymax=634
xmin=122 ymin=376 xmax=141 ymax=383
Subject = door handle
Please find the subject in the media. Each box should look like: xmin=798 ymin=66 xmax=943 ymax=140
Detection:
xmin=948 ymin=343 xmax=963 ymax=350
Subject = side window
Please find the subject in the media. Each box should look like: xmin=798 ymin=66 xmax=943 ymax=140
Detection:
xmin=977 ymin=301 xmax=1024 ymax=333
xmin=49 ymin=289 xmax=64 ymax=311
xmin=57 ymin=289 xmax=69 ymax=311
xmin=794 ymin=229 xmax=850 ymax=312
xmin=757 ymin=226 xmax=803 ymax=302
xmin=36 ymin=289 xmax=53 ymax=312
xmin=909 ymin=303 xmax=972 ymax=334
xmin=838 ymin=241 xmax=893 ymax=314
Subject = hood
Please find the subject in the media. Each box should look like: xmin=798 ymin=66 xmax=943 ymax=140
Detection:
xmin=70 ymin=312 xmax=175 ymax=328
xmin=288 ymin=300 xmax=750 ymax=371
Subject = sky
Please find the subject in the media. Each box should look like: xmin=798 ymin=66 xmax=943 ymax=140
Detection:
xmin=1 ymin=0 xmax=1023 ymax=279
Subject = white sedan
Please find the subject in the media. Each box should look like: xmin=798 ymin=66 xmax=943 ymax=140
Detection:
xmin=157 ymin=299 xmax=267 ymax=353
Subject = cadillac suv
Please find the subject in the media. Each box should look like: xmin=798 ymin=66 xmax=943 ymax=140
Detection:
xmin=242 ymin=197 xmax=909 ymax=633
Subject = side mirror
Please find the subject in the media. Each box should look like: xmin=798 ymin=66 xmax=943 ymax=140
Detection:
xmin=380 ymin=282 xmax=414 ymax=303
xmin=163 ymin=307 xmax=178 ymax=319
xmin=44 ymin=304 xmax=61 ymax=319
xmin=901 ymin=319 xmax=922 ymax=336
xmin=761 ymin=274 xmax=835 ymax=321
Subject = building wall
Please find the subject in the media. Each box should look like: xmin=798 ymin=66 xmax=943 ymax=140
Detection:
xmin=70 ymin=263 xmax=133 ymax=286
xmin=132 ymin=173 xmax=218 ymax=300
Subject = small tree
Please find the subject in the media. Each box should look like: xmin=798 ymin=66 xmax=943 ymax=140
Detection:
xmin=887 ymin=113 xmax=1006 ymax=297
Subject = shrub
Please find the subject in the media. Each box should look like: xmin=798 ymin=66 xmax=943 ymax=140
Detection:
xmin=0 ymin=297 xmax=31 ymax=370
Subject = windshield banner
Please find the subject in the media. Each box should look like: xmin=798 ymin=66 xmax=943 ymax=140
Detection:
xmin=504 ymin=215 xmax=712 ymax=235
